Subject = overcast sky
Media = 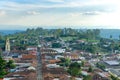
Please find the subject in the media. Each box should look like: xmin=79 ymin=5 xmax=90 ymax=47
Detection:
xmin=0 ymin=0 xmax=120 ymax=29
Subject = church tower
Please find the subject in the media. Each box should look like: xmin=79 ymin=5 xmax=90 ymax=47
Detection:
xmin=5 ymin=38 xmax=10 ymax=52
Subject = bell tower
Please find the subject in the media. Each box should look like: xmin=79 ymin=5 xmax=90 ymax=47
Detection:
xmin=5 ymin=38 xmax=10 ymax=52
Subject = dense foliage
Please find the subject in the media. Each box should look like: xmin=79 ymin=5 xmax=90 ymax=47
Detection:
xmin=67 ymin=62 xmax=81 ymax=76
xmin=0 ymin=55 xmax=15 ymax=78
xmin=0 ymin=27 xmax=120 ymax=54
xmin=111 ymin=75 xmax=119 ymax=80
xmin=96 ymin=63 xmax=106 ymax=70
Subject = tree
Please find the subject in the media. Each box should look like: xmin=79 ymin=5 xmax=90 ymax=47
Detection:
xmin=119 ymin=35 xmax=120 ymax=41
xmin=111 ymin=75 xmax=119 ymax=80
xmin=96 ymin=63 xmax=106 ymax=70
xmin=68 ymin=62 xmax=81 ymax=77
xmin=88 ymin=66 xmax=93 ymax=72
xmin=110 ymin=42 xmax=115 ymax=54
xmin=93 ymin=29 xmax=100 ymax=39
xmin=110 ymin=35 xmax=113 ymax=39
xmin=6 ymin=60 xmax=16 ymax=69
xmin=59 ymin=58 xmax=70 ymax=67
xmin=0 ymin=69 xmax=7 ymax=78
xmin=83 ymin=75 xmax=92 ymax=80
xmin=52 ymin=42 xmax=62 ymax=48
xmin=0 ymin=34 xmax=3 ymax=40
xmin=0 ymin=58 xmax=15 ymax=78
xmin=0 ymin=57 xmax=7 ymax=78
xmin=81 ymin=61 xmax=85 ymax=67
xmin=70 ymin=67 xmax=80 ymax=76
xmin=86 ymin=45 xmax=100 ymax=54
xmin=0 ymin=50 xmax=2 ymax=57
xmin=54 ymin=29 xmax=62 ymax=38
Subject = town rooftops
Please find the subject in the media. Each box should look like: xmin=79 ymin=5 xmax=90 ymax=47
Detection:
xmin=52 ymin=48 xmax=65 ymax=53
xmin=46 ymin=64 xmax=60 ymax=68
xmin=43 ymin=67 xmax=68 ymax=75
xmin=41 ymin=48 xmax=65 ymax=54
xmin=109 ymin=69 xmax=120 ymax=77
xmin=21 ymin=54 xmax=36 ymax=60
xmin=4 ymin=70 xmax=36 ymax=80
xmin=104 ymin=60 xmax=119 ymax=66
xmin=26 ymin=46 xmax=37 ymax=51
xmin=97 ymin=72 xmax=109 ymax=78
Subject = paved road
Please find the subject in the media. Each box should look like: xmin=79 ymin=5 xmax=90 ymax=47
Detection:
xmin=36 ymin=49 xmax=43 ymax=80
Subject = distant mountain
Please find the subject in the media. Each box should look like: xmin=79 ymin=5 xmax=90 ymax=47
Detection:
xmin=0 ymin=30 xmax=24 ymax=35
xmin=100 ymin=29 xmax=120 ymax=39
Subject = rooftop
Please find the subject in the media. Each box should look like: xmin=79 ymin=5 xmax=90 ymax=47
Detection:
xmin=104 ymin=60 xmax=119 ymax=66
xmin=110 ymin=69 xmax=120 ymax=77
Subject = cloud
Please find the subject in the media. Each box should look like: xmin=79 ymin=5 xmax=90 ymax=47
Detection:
xmin=0 ymin=10 xmax=6 ymax=16
xmin=69 ymin=13 xmax=81 ymax=17
xmin=68 ymin=11 xmax=105 ymax=18
xmin=0 ymin=0 xmax=115 ymax=9
xmin=0 ymin=0 xmax=120 ymax=28
xmin=82 ymin=11 xmax=103 ymax=15
xmin=47 ymin=0 xmax=64 ymax=3
xmin=27 ymin=11 xmax=40 ymax=15
xmin=0 ymin=0 xmax=116 ymax=17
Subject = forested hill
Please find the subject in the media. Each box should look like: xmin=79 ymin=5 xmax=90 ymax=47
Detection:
xmin=100 ymin=29 xmax=120 ymax=39
xmin=0 ymin=30 xmax=23 ymax=35
xmin=0 ymin=28 xmax=120 ymax=53
xmin=0 ymin=28 xmax=101 ymax=47
xmin=0 ymin=29 xmax=120 ymax=39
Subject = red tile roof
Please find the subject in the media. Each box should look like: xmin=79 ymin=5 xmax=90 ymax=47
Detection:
xmin=22 ymin=54 xmax=36 ymax=60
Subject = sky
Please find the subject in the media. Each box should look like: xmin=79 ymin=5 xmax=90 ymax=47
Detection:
xmin=0 ymin=0 xmax=120 ymax=29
